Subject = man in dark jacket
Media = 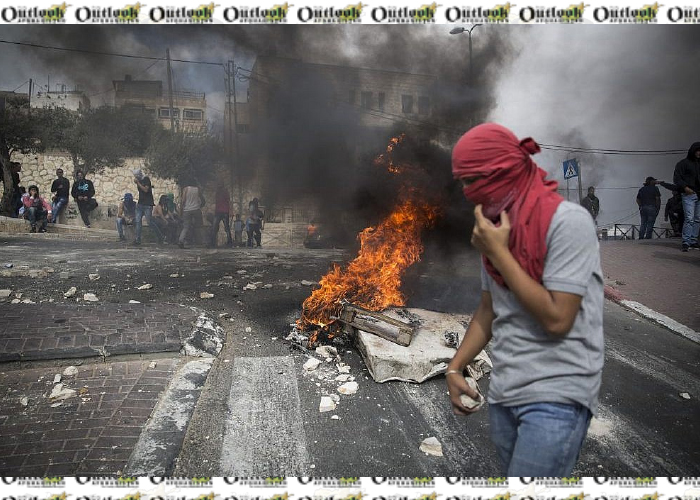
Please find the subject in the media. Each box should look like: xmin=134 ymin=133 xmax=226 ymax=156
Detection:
xmin=71 ymin=169 xmax=96 ymax=228
xmin=673 ymin=142 xmax=700 ymax=251
xmin=580 ymin=186 xmax=600 ymax=224
xmin=636 ymin=177 xmax=661 ymax=239
xmin=50 ymin=168 xmax=70 ymax=224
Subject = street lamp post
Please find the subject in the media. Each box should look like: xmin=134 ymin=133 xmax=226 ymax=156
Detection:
xmin=449 ymin=24 xmax=482 ymax=86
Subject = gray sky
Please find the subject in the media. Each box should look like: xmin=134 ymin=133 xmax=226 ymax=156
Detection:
xmin=1 ymin=25 xmax=698 ymax=225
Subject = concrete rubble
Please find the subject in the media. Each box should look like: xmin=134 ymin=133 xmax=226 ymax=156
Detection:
xmin=356 ymin=307 xmax=491 ymax=383
xmin=83 ymin=293 xmax=99 ymax=302
xmin=89 ymin=273 xmax=100 ymax=281
xmin=319 ymin=396 xmax=336 ymax=413
xmin=419 ymin=436 xmax=443 ymax=457
xmin=303 ymin=357 xmax=322 ymax=371
xmin=49 ymin=383 xmax=77 ymax=401
xmin=301 ymin=280 xmax=316 ymax=286
xmin=62 ymin=366 xmax=79 ymax=377
xmin=0 ymin=289 xmax=12 ymax=298
xmin=337 ymin=381 xmax=359 ymax=395
xmin=137 ymin=284 xmax=153 ymax=290
xmin=64 ymin=287 xmax=77 ymax=298
xmin=460 ymin=376 xmax=485 ymax=410
xmin=200 ymin=292 xmax=214 ymax=299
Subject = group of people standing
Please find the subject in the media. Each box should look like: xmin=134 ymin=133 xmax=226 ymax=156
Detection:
xmin=577 ymin=142 xmax=700 ymax=247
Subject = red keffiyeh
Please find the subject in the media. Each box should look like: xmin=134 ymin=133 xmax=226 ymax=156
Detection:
xmin=451 ymin=123 xmax=564 ymax=287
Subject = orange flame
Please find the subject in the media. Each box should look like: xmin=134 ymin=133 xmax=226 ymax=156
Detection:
xmin=298 ymin=198 xmax=438 ymax=332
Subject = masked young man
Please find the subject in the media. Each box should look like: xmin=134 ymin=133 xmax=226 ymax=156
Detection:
xmin=446 ymin=123 xmax=604 ymax=475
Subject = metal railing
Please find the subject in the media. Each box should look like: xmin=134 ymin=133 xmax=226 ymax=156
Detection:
xmin=612 ymin=224 xmax=674 ymax=240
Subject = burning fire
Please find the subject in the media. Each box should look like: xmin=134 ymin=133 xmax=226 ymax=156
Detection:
xmin=298 ymin=134 xmax=439 ymax=339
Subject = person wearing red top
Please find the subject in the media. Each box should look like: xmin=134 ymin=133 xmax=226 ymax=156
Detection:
xmin=23 ymin=185 xmax=53 ymax=233
xmin=209 ymin=186 xmax=233 ymax=248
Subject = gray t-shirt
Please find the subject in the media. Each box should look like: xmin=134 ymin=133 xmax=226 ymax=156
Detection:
xmin=482 ymin=201 xmax=604 ymax=415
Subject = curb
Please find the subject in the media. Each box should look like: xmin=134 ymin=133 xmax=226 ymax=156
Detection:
xmin=604 ymin=285 xmax=700 ymax=345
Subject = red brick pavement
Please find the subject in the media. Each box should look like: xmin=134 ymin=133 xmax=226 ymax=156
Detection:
xmin=0 ymin=357 xmax=181 ymax=475
xmin=0 ymin=303 xmax=196 ymax=362
xmin=600 ymin=238 xmax=700 ymax=331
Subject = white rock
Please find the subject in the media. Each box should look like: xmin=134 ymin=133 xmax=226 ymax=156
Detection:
xmin=128 ymin=300 xmax=141 ymax=304
xmin=337 ymin=364 xmax=351 ymax=374
xmin=419 ymin=436 xmax=443 ymax=457
xmin=0 ymin=289 xmax=11 ymax=298
xmin=148 ymin=361 xmax=157 ymax=369
xmin=459 ymin=377 xmax=485 ymax=410
xmin=319 ymin=396 xmax=336 ymax=413
xmin=21 ymin=298 xmax=35 ymax=304
xmin=200 ymin=292 xmax=214 ymax=299
xmin=301 ymin=280 xmax=316 ymax=286
xmin=88 ymin=273 xmax=100 ymax=281
xmin=49 ymin=383 xmax=77 ymax=401
xmin=169 ymin=273 xmax=179 ymax=278
xmin=331 ymin=415 xmax=340 ymax=420
xmin=335 ymin=374 xmax=352 ymax=382
xmin=338 ymin=382 xmax=359 ymax=395
xmin=243 ymin=283 xmax=257 ymax=290
xmin=53 ymin=374 xmax=61 ymax=384
xmin=236 ymin=270 xmax=247 ymax=274
xmin=10 ymin=299 xmax=20 ymax=304
xmin=316 ymin=345 xmax=338 ymax=359
xmin=83 ymin=293 xmax=99 ymax=302
xmin=263 ymin=284 xmax=273 ymax=289
xmin=137 ymin=284 xmax=153 ymax=290
xmin=64 ymin=287 xmax=77 ymax=298
xmin=330 ymin=394 xmax=340 ymax=403
xmin=20 ymin=396 xmax=28 ymax=406
xmin=15 ymin=292 xmax=22 ymax=298
xmin=245 ymin=327 xmax=252 ymax=333
xmin=62 ymin=366 xmax=79 ymax=377
xmin=303 ymin=358 xmax=322 ymax=371
xmin=680 ymin=392 xmax=691 ymax=400
xmin=50 ymin=402 xmax=63 ymax=408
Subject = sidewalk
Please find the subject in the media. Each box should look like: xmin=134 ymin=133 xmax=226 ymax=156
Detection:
xmin=600 ymin=238 xmax=700 ymax=334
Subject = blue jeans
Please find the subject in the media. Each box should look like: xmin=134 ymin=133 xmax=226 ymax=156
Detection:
xmin=490 ymin=402 xmax=592 ymax=475
xmin=26 ymin=207 xmax=48 ymax=231
xmin=135 ymin=204 xmax=163 ymax=243
xmin=681 ymin=193 xmax=700 ymax=246
xmin=639 ymin=205 xmax=658 ymax=239
xmin=51 ymin=196 xmax=68 ymax=223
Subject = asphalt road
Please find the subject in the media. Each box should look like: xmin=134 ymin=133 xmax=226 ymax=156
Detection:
xmin=1 ymin=234 xmax=698 ymax=475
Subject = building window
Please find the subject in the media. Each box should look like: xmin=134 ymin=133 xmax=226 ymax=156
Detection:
xmin=349 ymin=90 xmax=356 ymax=106
xmin=418 ymin=96 xmax=430 ymax=115
xmin=401 ymin=95 xmax=414 ymax=114
xmin=378 ymin=92 xmax=385 ymax=112
xmin=361 ymin=91 xmax=372 ymax=109
xmin=183 ymin=109 xmax=203 ymax=120
xmin=158 ymin=107 xmax=179 ymax=118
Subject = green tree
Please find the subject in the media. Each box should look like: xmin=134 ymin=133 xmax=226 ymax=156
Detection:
xmin=145 ymin=126 xmax=223 ymax=186
xmin=0 ymin=95 xmax=71 ymax=216
xmin=62 ymin=105 xmax=159 ymax=175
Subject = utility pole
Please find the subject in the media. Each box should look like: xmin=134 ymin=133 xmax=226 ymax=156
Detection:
xmin=166 ymin=49 xmax=176 ymax=132
xmin=28 ymin=79 xmax=32 ymax=111
xmin=228 ymin=59 xmax=243 ymax=215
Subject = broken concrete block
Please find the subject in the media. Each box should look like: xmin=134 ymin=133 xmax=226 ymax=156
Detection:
xmin=53 ymin=374 xmax=61 ymax=384
xmin=83 ymin=293 xmax=98 ymax=302
xmin=20 ymin=396 xmax=28 ymax=406
xmin=0 ymin=289 xmax=11 ymax=298
xmin=301 ymin=280 xmax=316 ymax=286
xmin=20 ymin=298 xmax=35 ymax=304
xmin=62 ymin=366 xmax=79 ymax=377
xmin=338 ymin=381 xmax=359 ymax=395
xmin=10 ymin=299 xmax=20 ymax=304
xmin=88 ymin=273 xmax=100 ymax=281
xmin=263 ymin=284 xmax=273 ymax=289
xmin=316 ymin=345 xmax=338 ymax=359
xmin=319 ymin=396 xmax=336 ymax=413
xmin=49 ymin=383 xmax=77 ymax=401
xmin=337 ymin=364 xmax=351 ymax=374
xmin=357 ymin=308 xmax=480 ymax=383
xmin=335 ymin=374 xmax=352 ymax=382
xmin=243 ymin=283 xmax=257 ymax=290
xmin=200 ymin=292 xmax=214 ymax=299
xmin=331 ymin=415 xmax=340 ymax=420
xmin=680 ymin=392 xmax=691 ymax=400
xmin=460 ymin=377 xmax=485 ymax=410
xmin=64 ymin=287 xmax=77 ymax=298
xmin=169 ymin=273 xmax=180 ymax=278
xmin=128 ymin=300 xmax=141 ymax=304
xmin=303 ymin=358 xmax=322 ymax=372
xmin=137 ymin=284 xmax=153 ymax=290
xmin=420 ymin=436 xmax=443 ymax=457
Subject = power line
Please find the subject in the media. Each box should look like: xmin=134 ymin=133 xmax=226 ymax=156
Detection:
xmin=0 ymin=39 xmax=224 ymax=67
xmin=11 ymin=80 xmax=29 ymax=92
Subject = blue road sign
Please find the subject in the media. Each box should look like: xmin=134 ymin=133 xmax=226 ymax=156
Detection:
xmin=563 ymin=159 xmax=579 ymax=179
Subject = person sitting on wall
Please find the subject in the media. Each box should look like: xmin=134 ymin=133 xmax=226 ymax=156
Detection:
xmin=116 ymin=192 xmax=136 ymax=241
xmin=71 ymin=169 xmax=97 ymax=228
xmin=153 ymin=194 xmax=179 ymax=244
xmin=23 ymin=185 xmax=53 ymax=233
